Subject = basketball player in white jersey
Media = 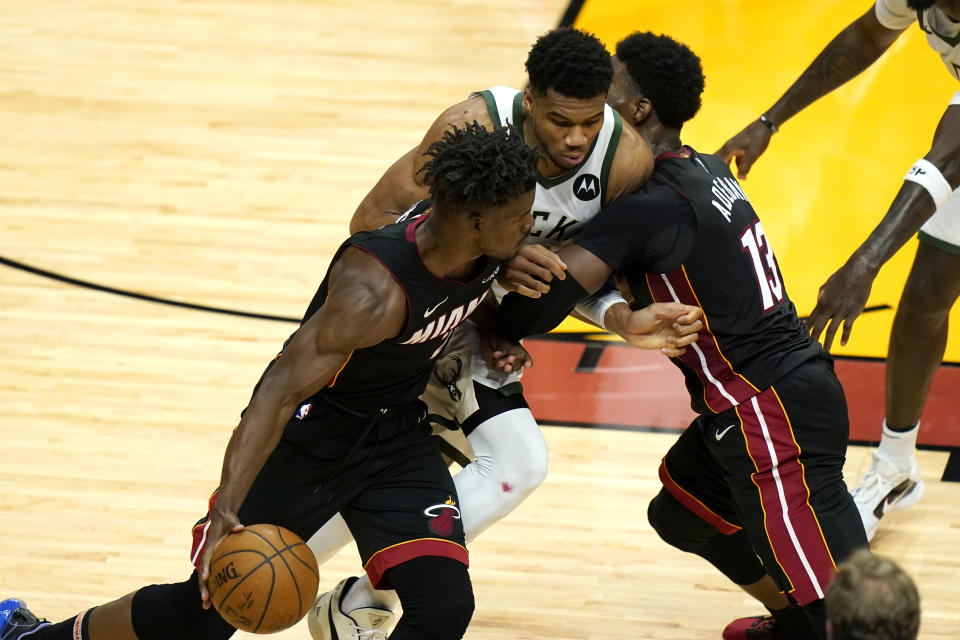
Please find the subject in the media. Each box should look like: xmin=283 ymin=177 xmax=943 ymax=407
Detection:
xmin=305 ymin=27 xmax=659 ymax=640
xmin=718 ymin=0 xmax=960 ymax=544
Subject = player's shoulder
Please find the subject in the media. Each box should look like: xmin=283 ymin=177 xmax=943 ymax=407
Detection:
xmin=873 ymin=0 xmax=917 ymax=30
xmin=331 ymin=245 xmax=405 ymax=306
xmin=431 ymin=92 xmax=498 ymax=134
xmin=604 ymin=123 xmax=654 ymax=202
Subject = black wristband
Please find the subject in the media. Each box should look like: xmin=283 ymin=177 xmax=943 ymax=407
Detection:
xmin=759 ymin=114 xmax=778 ymax=133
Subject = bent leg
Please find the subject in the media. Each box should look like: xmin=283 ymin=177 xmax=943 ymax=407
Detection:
xmin=454 ymin=391 xmax=548 ymax=540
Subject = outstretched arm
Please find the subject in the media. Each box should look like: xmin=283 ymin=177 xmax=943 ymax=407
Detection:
xmin=496 ymin=243 xmax=701 ymax=355
xmin=196 ymin=247 xmax=406 ymax=606
xmin=807 ymin=102 xmax=960 ymax=350
xmin=717 ymin=4 xmax=905 ymax=178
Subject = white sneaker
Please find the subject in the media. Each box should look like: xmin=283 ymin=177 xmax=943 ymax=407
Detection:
xmin=850 ymin=452 xmax=924 ymax=541
xmin=307 ymin=577 xmax=396 ymax=640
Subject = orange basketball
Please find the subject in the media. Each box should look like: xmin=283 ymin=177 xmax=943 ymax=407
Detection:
xmin=207 ymin=524 xmax=320 ymax=634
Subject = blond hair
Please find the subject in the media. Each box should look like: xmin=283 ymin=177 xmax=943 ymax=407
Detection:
xmin=826 ymin=549 xmax=919 ymax=640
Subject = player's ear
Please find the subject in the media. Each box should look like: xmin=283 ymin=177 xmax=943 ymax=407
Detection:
xmin=632 ymin=97 xmax=653 ymax=127
xmin=522 ymin=88 xmax=535 ymax=114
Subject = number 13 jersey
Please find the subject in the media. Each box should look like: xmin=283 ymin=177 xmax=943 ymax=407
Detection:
xmin=575 ymin=148 xmax=824 ymax=415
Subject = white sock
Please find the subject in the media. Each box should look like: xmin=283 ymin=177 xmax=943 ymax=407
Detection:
xmin=306 ymin=513 xmax=355 ymax=566
xmin=877 ymin=420 xmax=919 ymax=463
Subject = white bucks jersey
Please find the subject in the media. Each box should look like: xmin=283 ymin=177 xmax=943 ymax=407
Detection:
xmin=472 ymin=85 xmax=624 ymax=251
xmin=876 ymin=0 xmax=960 ymax=81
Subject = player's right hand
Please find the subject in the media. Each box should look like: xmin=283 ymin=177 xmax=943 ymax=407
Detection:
xmin=615 ymin=302 xmax=702 ymax=357
xmin=479 ymin=330 xmax=533 ymax=374
xmin=197 ymin=508 xmax=244 ymax=609
xmin=715 ymin=119 xmax=773 ymax=179
xmin=498 ymin=244 xmax=566 ymax=298
xmin=805 ymin=256 xmax=877 ymax=351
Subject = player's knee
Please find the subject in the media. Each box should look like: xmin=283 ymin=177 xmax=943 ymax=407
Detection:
xmin=389 ymin=557 xmax=474 ymax=640
xmin=471 ymin=409 xmax=548 ymax=497
xmin=131 ymin=573 xmax=235 ymax=640
xmin=647 ymin=489 xmax=719 ymax=551
xmin=901 ymin=262 xmax=960 ymax=312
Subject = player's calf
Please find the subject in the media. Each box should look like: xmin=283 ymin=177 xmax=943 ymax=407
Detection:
xmin=387 ymin=557 xmax=474 ymax=640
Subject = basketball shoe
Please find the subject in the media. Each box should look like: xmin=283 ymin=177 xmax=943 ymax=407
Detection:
xmin=850 ymin=451 xmax=924 ymax=541
xmin=306 ymin=577 xmax=396 ymax=640
xmin=0 ymin=599 xmax=48 ymax=640
xmin=722 ymin=615 xmax=780 ymax=639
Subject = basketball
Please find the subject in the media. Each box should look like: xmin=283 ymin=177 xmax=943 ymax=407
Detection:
xmin=207 ymin=524 xmax=320 ymax=634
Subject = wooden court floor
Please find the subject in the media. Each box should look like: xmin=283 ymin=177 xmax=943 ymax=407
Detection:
xmin=1 ymin=1 xmax=958 ymax=639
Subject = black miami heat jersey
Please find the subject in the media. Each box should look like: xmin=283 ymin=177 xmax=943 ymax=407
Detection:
xmin=576 ymin=148 xmax=823 ymax=415
xmin=277 ymin=200 xmax=499 ymax=414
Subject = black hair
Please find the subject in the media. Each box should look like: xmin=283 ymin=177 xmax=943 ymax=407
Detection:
xmin=418 ymin=122 xmax=538 ymax=213
xmin=525 ymin=27 xmax=612 ymax=99
xmin=615 ymin=32 xmax=705 ymax=129
xmin=906 ymin=0 xmax=935 ymax=9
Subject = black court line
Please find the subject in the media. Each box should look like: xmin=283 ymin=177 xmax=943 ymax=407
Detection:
xmin=4 ymin=253 xmax=958 ymax=479
xmin=0 ymin=254 xmax=300 ymax=324
xmin=558 ymin=0 xmax=587 ymax=27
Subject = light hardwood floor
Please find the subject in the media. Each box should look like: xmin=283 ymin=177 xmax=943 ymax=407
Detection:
xmin=1 ymin=2 xmax=958 ymax=638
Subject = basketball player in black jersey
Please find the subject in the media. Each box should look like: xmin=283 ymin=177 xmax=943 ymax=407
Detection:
xmin=491 ymin=34 xmax=869 ymax=640
xmin=0 ymin=124 xmax=544 ymax=640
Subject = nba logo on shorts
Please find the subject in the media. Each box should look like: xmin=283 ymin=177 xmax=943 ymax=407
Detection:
xmin=295 ymin=403 xmax=312 ymax=420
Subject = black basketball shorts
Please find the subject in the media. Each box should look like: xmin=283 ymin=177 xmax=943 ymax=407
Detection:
xmin=191 ymin=400 xmax=468 ymax=589
xmin=657 ymin=357 xmax=868 ymax=605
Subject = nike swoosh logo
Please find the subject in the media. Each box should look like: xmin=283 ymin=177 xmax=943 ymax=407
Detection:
xmin=715 ymin=424 xmax=737 ymax=441
xmin=874 ymin=478 xmax=919 ymax=518
xmin=424 ymin=297 xmax=448 ymax=318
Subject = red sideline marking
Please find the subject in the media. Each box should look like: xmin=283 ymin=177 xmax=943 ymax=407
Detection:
xmin=521 ymin=338 xmax=960 ymax=448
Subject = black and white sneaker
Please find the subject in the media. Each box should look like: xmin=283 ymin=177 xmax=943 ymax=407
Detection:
xmin=0 ymin=599 xmax=48 ymax=640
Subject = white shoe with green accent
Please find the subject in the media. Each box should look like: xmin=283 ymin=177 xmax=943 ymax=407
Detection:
xmin=307 ymin=577 xmax=396 ymax=640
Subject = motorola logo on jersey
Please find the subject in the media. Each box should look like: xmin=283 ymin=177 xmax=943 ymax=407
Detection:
xmin=573 ymin=173 xmax=600 ymax=201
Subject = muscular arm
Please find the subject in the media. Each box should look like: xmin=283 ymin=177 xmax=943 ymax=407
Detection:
xmin=499 ymin=246 xmax=616 ymax=337
xmin=350 ymin=96 xmax=495 ymax=233
xmin=807 ymin=104 xmax=960 ymax=349
xmin=198 ymin=247 xmax=406 ymax=602
xmin=764 ymin=5 xmax=903 ymax=127
xmin=498 ymin=192 xmax=701 ymax=345
xmin=717 ymin=4 xmax=905 ymax=177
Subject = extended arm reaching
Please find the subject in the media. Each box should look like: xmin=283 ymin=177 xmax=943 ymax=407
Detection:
xmin=716 ymin=5 xmax=905 ymax=178
xmin=807 ymin=102 xmax=960 ymax=349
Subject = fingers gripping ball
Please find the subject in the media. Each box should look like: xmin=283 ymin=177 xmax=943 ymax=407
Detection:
xmin=207 ymin=524 xmax=320 ymax=634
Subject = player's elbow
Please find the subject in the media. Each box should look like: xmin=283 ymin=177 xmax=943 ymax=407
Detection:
xmin=349 ymin=207 xmax=373 ymax=235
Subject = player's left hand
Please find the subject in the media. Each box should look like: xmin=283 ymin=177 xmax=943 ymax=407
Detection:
xmin=806 ymin=256 xmax=877 ymax=351
xmin=197 ymin=508 xmax=245 ymax=609
xmin=480 ymin=330 xmax=533 ymax=374
xmin=609 ymin=302 xmax=702 ymax=357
